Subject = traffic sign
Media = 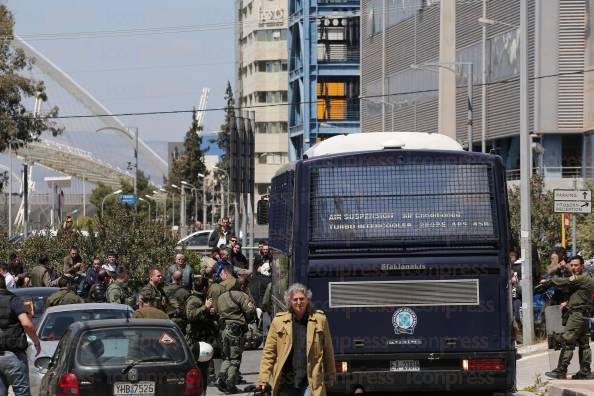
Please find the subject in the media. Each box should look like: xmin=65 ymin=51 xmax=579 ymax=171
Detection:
xmin=120 ymin=194 xmax=137 ymax=205
xmin=554 ymin=189 xmax=591 ymax=202
xmin=554 ymin=200 xmax=591 ymax=214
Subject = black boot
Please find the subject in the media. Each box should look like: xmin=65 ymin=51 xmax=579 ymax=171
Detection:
xmin=216 ymin=377 xmax=228 ymax=393
xmin=545 ymin=368 xmax=567 ymax=379
xmin=225 ymin=384 xmax=241 ymax=394
xmin=572 ymin=369 xmax=593 ymax=379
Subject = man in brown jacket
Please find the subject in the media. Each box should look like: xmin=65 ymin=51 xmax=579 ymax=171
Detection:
xmin=257 ymin=283 xmax=336 ymax=396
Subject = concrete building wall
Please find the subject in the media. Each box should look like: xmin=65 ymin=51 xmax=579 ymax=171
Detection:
xmin=236 ymin=0 xmax=289 ymax=203
xmin=360 ymin=0 xmax=591 ymax=182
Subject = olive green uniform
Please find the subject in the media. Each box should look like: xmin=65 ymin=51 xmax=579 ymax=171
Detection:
xmin=106 ymin=281 xmax=136 ymax=308
xmin=140 ymin=283 xmax=169 ymax=312
xmin=30 ymin=265 xmax=55 ymax=287
xmin=164 ymin=283 xmax=190 ymax=331
xmin=132 ymin=306 xmax=169 ymax=319
xmin=207 ymin=277 xmax=236 ymax=312
xmin=217 ymin=289 xmax=256 ymax=388
xmin=186 ymin=291 xmax=218 ymax=354
xmin=549 ymin=272 xmax=594 ymax=375
xmin=46 ymin=288 xmax=84 ymax=308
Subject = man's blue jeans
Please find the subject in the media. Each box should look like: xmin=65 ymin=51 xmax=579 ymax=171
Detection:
xmin=0 ymin=351 xmax=30 ymax=396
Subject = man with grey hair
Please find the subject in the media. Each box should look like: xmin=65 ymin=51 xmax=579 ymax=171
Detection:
xmin=165 ymin=253 xmax=194 ymax=291
xmin=257 ymin=283 xmax=336 ymax=396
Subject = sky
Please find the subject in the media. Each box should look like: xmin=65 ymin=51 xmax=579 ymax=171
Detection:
xmin=6 ymin=0 xmax=235 ymax=143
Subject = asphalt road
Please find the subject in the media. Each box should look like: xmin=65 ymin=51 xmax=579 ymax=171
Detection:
xmin=207 ymin=349 xmax=546 ymax=396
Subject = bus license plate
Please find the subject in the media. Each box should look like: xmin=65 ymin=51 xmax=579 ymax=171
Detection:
xmin=390 ymin=360 xmax=420 ymax=372
xmin=114 ymin=382 xmax=155 ymax=396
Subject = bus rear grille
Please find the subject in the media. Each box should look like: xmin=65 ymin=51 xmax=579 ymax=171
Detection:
xmin=328 ymin=279 xmax=479 ymax=308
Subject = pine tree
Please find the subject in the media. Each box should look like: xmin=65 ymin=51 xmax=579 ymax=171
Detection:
xmin=0 ymin=5 xmax=62 ymax=152
xmin=168 ymin=109 xmax=208 ymax=224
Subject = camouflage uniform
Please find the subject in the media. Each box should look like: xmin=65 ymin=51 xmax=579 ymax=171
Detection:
xmin=217 ymin=288 xmax=256 ymax=389
xmin=140 ymin=283 xmax=169 ymax=312
xmin=207 ymin=277 xmax=236 ymax=312
xmin=106 ymin=281 xmax=136 ymax=308
xmin=46 ymin=288 xmax=84 ymax=308
xmin=547 ymin=272 xmax=594 ymax=378
xmin=164 ymin=283 xmax=190 ymax=331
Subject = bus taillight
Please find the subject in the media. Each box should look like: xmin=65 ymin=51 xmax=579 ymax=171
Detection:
xmin=336 ymin=361 xmax=349 ymax=373
xmin=462 ymin=358 xmax=505 ymax=372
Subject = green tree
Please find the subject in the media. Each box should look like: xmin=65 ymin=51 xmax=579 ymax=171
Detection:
xmin=217 ymin=81 xmax=235 ymax=174
xmin=507 ymin=175 xmax=561 ymax=267
xmin=575 ymin=182 xmax=594 ymax=257
xmin=0 ymin=5 xmax=62 ymax=152
xmin=168 ymin=109 xmax=208 ymax=223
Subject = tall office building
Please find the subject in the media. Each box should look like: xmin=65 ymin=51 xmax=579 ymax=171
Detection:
xmin=360 ymin=0 xmax=594 ymax=187
xmin=287 ymin=0 xmax=361 ymax=159
xmin=236 ymin=0 xmax=289 ymax=202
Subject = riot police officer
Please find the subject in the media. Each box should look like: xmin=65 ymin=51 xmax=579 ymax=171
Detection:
xmin=216 ymin=267 xmax=255 ymax=394
xmin=544 ymin=255 xmax=594 ymax=379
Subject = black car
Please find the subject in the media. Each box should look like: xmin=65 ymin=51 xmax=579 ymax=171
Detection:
xmin=36 ymin=319 xmax=203 ymax=396
xmin=11 ymin=287 xmax=59 ymax=327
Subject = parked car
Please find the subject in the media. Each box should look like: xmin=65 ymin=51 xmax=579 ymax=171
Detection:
xmin=28 ymin=303 xmax=133 ymax=396
xmin=35 ymin=319 xmax=204 ymax=396
xmin=176 ymin=229 xmax=213 ymax=252
xmin=11 ymin=287 xmax=59 ymax=327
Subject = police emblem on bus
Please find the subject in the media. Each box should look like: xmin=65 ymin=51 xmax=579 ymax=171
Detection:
xmin=392 ymin=308 xmax=418 ymax=335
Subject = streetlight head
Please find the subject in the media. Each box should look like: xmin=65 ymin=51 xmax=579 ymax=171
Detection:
xmin=171 ymin=184 xmax=179 ymax=189
xmin=198 ymin=173 xmax=205 ymax=178
xmin=159 ymin=188 xmax=166 ymax=192
xmin=113 ymin=189 xmax=123 ymax=195
xmin=138 ymin=197 xmax=145 ymax=202
xmin=478 ymin=17 xmax=495 ymax=26
xmin=181 ymin=181 xmax=188 ymax=185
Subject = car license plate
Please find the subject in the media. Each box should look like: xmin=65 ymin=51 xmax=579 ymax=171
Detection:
xmin=390 ymin=360 xmax=420 ymax=372
xmin=114 ymin=382 xmax=155 ymax=396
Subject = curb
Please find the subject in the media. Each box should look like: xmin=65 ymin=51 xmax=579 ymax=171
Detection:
xmin=547 ymin=384 xmax=591 ymax=396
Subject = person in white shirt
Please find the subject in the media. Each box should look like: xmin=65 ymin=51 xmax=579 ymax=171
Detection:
xmin=0 ymin=262 xmax=16 ymax=289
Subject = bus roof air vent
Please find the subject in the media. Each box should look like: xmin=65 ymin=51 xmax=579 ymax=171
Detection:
xmin=381 ymin=139 xmax=405 ymax=150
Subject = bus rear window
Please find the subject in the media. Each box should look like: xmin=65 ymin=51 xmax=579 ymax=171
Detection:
xmin=309 ymin=163 xmax=496 ymax=242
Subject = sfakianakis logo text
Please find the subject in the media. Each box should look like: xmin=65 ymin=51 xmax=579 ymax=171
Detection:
xmin=392 ymin=307 xmax=418 ymax=335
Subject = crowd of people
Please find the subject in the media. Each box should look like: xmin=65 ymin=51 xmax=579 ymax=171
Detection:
xmin=0 ymin=217 xmax=279 ymax=395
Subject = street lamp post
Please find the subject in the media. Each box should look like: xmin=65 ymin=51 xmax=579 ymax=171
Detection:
xmin=213 ymin=166 xmax=230 ymax=219
xmin=478 ymin=15 xmax=519 ymax=153
xmin=171 ymin=184 xmax=182 ymax=231
xmin=198 ymin=173 xmax=207 ymax=227
xmin=181 ymin=181 xmax=198 ymax=228
xmin=101 ymin=189 xmax=122 ymax=218
xmin=145 ymin=195 xmax=158 ymax=221
xmin=411 ymin=62 xmax=474 ymax=150
xmin=8 ymin=138 xmax=24 ymax=237
xmin=139 ymin=197 xmax=151 ymax=222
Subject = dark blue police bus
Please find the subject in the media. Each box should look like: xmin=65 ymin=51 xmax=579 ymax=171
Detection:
xmin=268 ymin=132 xmax=515 ymax=394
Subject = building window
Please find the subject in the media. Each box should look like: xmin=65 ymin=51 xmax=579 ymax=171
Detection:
xmin=258 ymin=152 xmax=289 ymax=165
xmin=256 ymin=91 xmax=288 ymax=104
xmin=255 ymin=60 xmax=288 ymax=73
xmin=256 ymin=122 xmax=288 ymax=134
xmin=255 ymin=29 xmax=287 ymax=41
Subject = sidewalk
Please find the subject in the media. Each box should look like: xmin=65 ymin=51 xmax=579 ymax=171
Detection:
xmin=545 ymin=380 xmax=594 ymax=396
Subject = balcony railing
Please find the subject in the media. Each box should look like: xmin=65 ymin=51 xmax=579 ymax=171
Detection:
xmin=317 ymin=44 xmax=360 ymax=63
xmin=317 ymin=100 xmax=360 ymax=121
xmin=505 ymin=167 xmax=592 ymax=181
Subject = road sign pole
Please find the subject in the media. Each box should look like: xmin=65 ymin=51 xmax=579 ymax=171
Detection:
xmin=572 ymin=213 xmax=577 ymax=255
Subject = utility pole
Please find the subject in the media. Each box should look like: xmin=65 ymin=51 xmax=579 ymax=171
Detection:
xmin=438 ymin=0 xmax=457 ymax=139
xmin=481 ymin=0 xmax=488 ymax=153
xmin=23 ymin=164 xmax=28 ymax=236
xmin=519 ymin=0 xmax=534 ymax=344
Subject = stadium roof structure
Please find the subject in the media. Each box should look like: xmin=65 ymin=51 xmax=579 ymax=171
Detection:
xmin=11 ymin=35 xmax=168 ymax=181
xmin=16 ymin=139 xmax=132 ymax=188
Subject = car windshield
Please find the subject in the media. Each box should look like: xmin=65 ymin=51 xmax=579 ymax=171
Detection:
xmin=77 ymin=327 xmax=186 ymax=366
xmin=39 ymin=310 xmax=131 ymax=341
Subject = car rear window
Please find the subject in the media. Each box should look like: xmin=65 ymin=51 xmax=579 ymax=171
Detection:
xmin=39 ymin=310 xmax=131 ymax=341
xmin=77 ymin=327 xmax=187 ymax=366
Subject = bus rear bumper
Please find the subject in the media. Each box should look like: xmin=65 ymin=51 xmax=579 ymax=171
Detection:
xmin=329 ymin=351 xmax=516 ymax=393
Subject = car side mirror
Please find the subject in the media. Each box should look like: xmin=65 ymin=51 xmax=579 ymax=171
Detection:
xmin=35 ymin=356 xmax=52 ymax=371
